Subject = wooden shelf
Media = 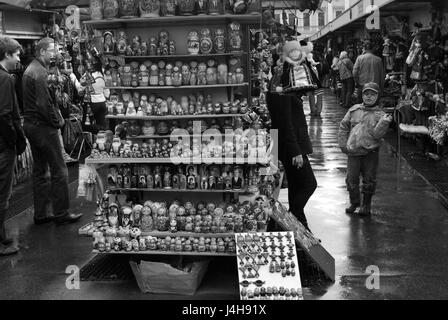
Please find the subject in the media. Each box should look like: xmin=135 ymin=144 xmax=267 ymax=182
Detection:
xmin=105 ymin=83 xmax=248 ymax=90
xmin=84 ymin=14 xmax=261 ymax=28
xmin=130 ymin=133 xmax=233 ymax=139
xmin=106 ymin=52 xmax=246 ymax=59
xmin=141 ymin=231 xmax=237 ymax=238
xmin=85 ymin=157 xmax=269 ymax=164
xmin=108 ymin=187 xmax=250 ymax=194
xmin=105 ymin=113 xmax=245 ymax=120
xmin=92 ymin=250 xmax=235 ymax=257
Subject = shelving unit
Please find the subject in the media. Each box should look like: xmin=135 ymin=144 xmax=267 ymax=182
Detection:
xmin=84 ymin=11 xmax=263 ymax=258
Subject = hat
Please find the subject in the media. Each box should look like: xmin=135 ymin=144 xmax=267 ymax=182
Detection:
xmin=283 ymin=40 xmax=301 ymax=56
xmin=362 ymin=82 xmax=379 ymax=94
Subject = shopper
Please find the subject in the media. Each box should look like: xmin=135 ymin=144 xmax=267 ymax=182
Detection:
xmin=338 ymin=51 xmax=355 ymax=108
xmin=338 ymin=82 xmax=392 ymax=216
xmin=0 ymin=36 xmax=26 ymax=256
xmin=266 ymin=43 xmax=318 ymax=232
xmin=331 ymin=53 xmax=340 ymax=96
xmin=353 ymin=40 xmax=385 ymax=103
xmin=70 ymin=56 xmax=109 ymax=131
xmin=22 ymin=37 xmax=82 ymax=225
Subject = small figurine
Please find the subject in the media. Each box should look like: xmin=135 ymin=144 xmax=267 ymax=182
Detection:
xmin=187 ymin=165 xmax=197 ymax=189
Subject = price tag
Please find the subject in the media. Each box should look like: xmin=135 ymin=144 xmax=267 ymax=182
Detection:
xmin=66 ymin=5 xmax=81 ymax=31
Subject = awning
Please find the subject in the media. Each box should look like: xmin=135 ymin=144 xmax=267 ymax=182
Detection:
xmin=309 ymin=0 xmax=397 ymax=41
xmin=0 ymin=0 xmax=32 ymax=9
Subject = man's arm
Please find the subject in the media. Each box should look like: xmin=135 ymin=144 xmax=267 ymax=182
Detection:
xmin=277 ymin=94 xmax=302 ymax=159
xmin=352 ymin=57 xmax=360 ymax=85
xmin=35 ymin=73 xmax=63 ymax=128
xmin=0 ymin=75 xmax=18 ymax=147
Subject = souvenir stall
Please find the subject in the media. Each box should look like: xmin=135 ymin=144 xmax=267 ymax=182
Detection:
xmin=76 ymin=0 xmax=334 ymax=297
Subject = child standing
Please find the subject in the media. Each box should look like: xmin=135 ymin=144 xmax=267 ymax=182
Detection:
xmin=338 ymin=82 xmax=392 ymax=216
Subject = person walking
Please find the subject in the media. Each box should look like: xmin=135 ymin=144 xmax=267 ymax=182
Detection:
xmin=266 ymin=41 xmax=318 ymax=232
xmin=353 ymin=40 xmax=385 ymax=104
xmin=338 ymin=82 xmax=392 ymax=216
xmin=22 ymin=37 xmax=82 ymax=225
xmin=0 ymin=36 xmax=26 ymax=256
xmin=338 ymin=51 xmax=355 ymax=108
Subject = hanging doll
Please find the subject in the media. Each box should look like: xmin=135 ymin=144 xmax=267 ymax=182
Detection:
xmin=277 ymin=40 xmax=319 ymax=95
xmin=406 ymin=35 xmax=430 ymax=81
xmin=383 ymin=37 xmax=395 ymax=72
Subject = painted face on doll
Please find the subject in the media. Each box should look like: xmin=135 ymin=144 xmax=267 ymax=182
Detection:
xmin=362 ymin=89 xmax=379 ymax=107
xmin=288 ymin=49 xmax=303 ymax=62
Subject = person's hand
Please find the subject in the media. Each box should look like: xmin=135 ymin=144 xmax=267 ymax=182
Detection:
xmin=276 ymin=86 xmax=283 ymax=93
xmin=292 ymin=154 xmax=304 ymax=169
xmin=383 ymin=114 xmax=393 ymax=122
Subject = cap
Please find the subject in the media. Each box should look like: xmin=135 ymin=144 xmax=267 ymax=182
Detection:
xmin=362 ymin=82 xmax=379 ymax=94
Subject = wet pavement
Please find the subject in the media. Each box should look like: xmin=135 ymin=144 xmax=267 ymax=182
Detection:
xmin=2 ymin=91 xmax=448 ymax=299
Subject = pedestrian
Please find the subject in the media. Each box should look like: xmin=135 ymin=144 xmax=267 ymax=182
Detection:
xmin=266 ymin=41 xmax=318 ymax=232
xmin=22 ymin=37 xmax=83 ymax=225
xmin=353 ymin=40 xmax=385 ymax=104
xmin=331 ymin=53 xmax=340 ymax=96
xmin=0 ymin=36 xmax=26 ymax=256
xmin=338 ymin=51 xmax=355 ymax=108
xmin=338 ymin=82 xmax=392 ymax=216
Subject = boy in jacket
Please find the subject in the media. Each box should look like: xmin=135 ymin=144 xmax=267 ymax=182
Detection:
xmin=338 ymin=82 xmax=392 ymax=216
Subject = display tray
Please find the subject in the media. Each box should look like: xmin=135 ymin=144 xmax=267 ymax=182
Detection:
xmin=105 ymin=52 xmax=247 ymax=59
xmin=84 ymin=14 xmax=261 ymax=28
xmin=92 ymin=250 xmax=235 ymax=257
xmin=107 ymin=187 xmax=251 ymax=193
xmin=85 ymin=157 xmax=269 ymax=164
xmin=129 ymin=133 xmax=250 ymax=139
xmin=105 ymin=83 xmax=248 ymax=90
xmin=105 ymin=113 xmax=246 ymax=120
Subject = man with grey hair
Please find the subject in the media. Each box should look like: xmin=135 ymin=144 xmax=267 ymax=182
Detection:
xmin=22 ymin=37 xmax=82 ymax=225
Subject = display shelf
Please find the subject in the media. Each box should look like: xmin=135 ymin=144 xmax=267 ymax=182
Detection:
xmin=85 ymin=157 xmax=269 ymax=164
xmin=105 ymin=83 xmax=248 ymax=90
xmin=92 ymin=250 xmax=235 ymax=257
xmin=108 ymin=187 xmax=250 ymax=194
xmin=84 ymin=14 xmax=261 ymax=28
xmin=130 ymin=133 xmax=239 ymax=139
xmin=105 ymin=113 xmax=245 ymax=120
xmin=105 ymin=52 xmax=247 ymax=59
xmin=141 ymin=231 xmax=237 ymax=238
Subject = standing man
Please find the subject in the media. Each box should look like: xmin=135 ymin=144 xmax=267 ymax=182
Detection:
xmin=22 ymin=37 xmax=82 ymax=225
xmin=353 ymin=40 xmax=385 ymax=103
xmin=0 ymin=36 xmax=26 ymax=256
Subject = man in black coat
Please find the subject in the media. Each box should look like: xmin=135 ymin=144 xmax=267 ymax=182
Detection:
xmin=267 ymin=81 xmax=317 ymax=232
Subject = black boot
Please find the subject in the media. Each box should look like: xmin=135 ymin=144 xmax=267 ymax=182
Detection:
xmin=345 ymin=189 xmax=360 ymax=214
xmin=358 ymin=193 xmax=372 ymax=216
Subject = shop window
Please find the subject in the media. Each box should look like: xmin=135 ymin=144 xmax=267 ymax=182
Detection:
xmin=303 ymin=12 xmax=310 ymax=27
xmin=318 ymin=11 xmax=325 ymax=26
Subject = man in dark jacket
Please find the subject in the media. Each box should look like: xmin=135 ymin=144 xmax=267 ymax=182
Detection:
xmin=22 ymin=37 xmax=82 ymax=225
xmin=267 ymin=63 xmax=317 ymax=231
xmin=0 ymin=36 xmax=26 ymax=256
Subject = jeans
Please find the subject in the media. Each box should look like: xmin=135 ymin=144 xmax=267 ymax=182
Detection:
xmin=23 ymin=121 xmax=69 ymax=219
xmin=341 ymin=78 xmax=355 ymax=108
xmin=283 ymin=155 xmax=317 ymax=228
xmin=0 ymin=145 xmax=16 ymax=241
xmin=346 ymin=150 xmax=380 ymax=204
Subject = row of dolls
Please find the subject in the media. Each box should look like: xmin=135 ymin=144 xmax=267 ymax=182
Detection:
xmin=96 ymin=197 xmax=269 ymax=234
xmin=107 ymin=92 xmax=249 ymax=116
xmin=91 ymin=130 xmax=268 ymax=159
xmin=106 ymin=163 xmax=260 ymax=191
xmin=103 ymin=26 xmax=237 ymax=56
xmin=92 ymin=0 xmax=261 ymax=21
xmin=104 ymin=57 xmax=245 ymax=87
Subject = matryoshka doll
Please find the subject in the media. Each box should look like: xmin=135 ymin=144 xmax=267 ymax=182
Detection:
xmin=165 ymin=63 xmax=173 ymax=86
xmin=154 ymin=166 xmax=162 ymax=188
xmin=228 ymin=21 xmax=243 ymax=52
xmin=139 ymin=0 xmax=160 ymax=18
xmin=103 ymin=31 xmax=116 ymax=54
xmin=208 ymin=0 xmax=221 ymax=15
xmin=189 ymin=60 xmax=198 ymax=85
xmin=197 ymin=62 xmax=207 ymax=85
xmin=148 ymin=37 xmax=158 ymax=55
xmin=90 ymin=0 xmax=103 ymax=20
xmin=206 ymin=59 xmax=217 ymax=85
xmin=160 ymin=0 xmax=176 ymax=16
xmin=172 ymin=66 xmax=182 ymax=86
xmin=139 ymin=64 xmax=149 ymax=86
xmin=181 ymin=64 xmax=191 ymax=86
xmin=146 ymin=167 xmax=154 ymax=188
xmin=200 ymin=28 xmax=213 ymax=54
xmin=196 ymin=0 xmax=208 ymax=15
xmin=217 ymin=63 xmax=228 ymax=84
xmin=213 ymin=28 xmax=226 ymax=53
xmin=103 ymin=0 xmax=119 ymax=19
xmin=116 ymin=31 xmax=128 ymax=55
xmin=119 ymin=0 xmax=139 ymax=18
xmin=179 ymin=0 xmax=195 ymax=15
xmin=149 ymin=64 xmax=158 ymax=86
xmin=187 ymin=31 xmax=200 ymax=55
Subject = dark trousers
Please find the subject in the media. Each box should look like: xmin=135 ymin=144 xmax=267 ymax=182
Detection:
xmin=91 ymin=101 xmax=107 ymax=130
xmin=23 ymin=122 xmax=69 ymax=219
xmin=341 ymin=77 xmax=355 ymax=108
xmin=283 ymin=155 xmax=317 ymax=228
xmin=0 ymin=145 xmax=16 ymax=241
xmin=346 ymin=151 xmax=379 ymax=204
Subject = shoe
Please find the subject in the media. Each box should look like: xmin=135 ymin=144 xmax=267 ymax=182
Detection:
xmin=358 ymin=193 xmax=372 ymax=216
xmin=1 ymin=238 xmax=14 ymax=246
xmin=34 ymin=216 xmax=55 ymax=225
xmin=54 ymin=212 xmax=83 ymax=225
xmin=0 ymin=243 xmax=19 ymax=256
xmin=345 ymin=203 xmax=360 ymax=214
